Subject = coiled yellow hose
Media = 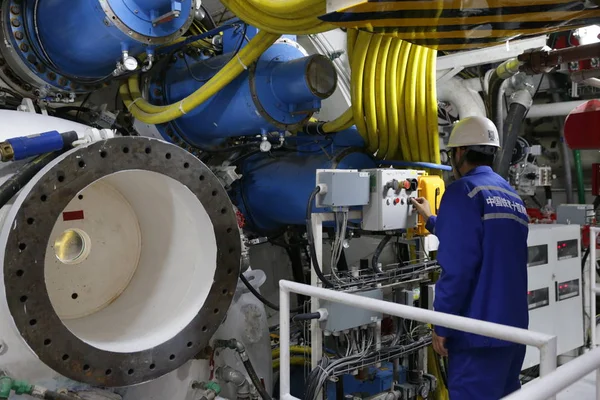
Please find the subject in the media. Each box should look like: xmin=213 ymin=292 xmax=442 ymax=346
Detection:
xmin=326 ymin=30 xmax=440 ymax=164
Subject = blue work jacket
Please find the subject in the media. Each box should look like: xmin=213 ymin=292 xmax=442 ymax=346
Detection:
xmin=426 ymin=166 xmax=529 ymax=350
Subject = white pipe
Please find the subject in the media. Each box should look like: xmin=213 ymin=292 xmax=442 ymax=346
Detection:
xmin=527 ymin=100 xmax=589 ymax=119
xmin=503 ymin=347 xmax=600 ymax=400
xmin=280 ymin=277 xmax=293 ymax=400
xmin=437 ymin=76 xmax=487 ymax=118
xmin=585 ymin=78 xmax=600 ymax=89
xmin=278 ymin=280 xmax=558 ymax=400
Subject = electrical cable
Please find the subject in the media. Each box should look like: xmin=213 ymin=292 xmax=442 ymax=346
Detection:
xmin=0 ymin=152 xmax=62 ymax=209
xmin=239 ymin=272 xmax=307 ymax=313
xmin=306 ymin=186 xmax=335 ymax=288
xmin=242 ymin=358 xmax=272 ymax=400
xmin=372 ymin=235 xmax=392 ymax=273
xmin=292 ymin=312 xmax=321 ymax=322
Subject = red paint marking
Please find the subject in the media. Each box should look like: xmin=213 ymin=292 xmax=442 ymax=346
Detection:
xmin=63 ymin=210 xmax=84 ymax=222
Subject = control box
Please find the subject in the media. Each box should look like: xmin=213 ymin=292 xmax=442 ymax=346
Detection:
xmin=556 ymin=204 xmax=595 ymax=226
xmin=523 ymin=224 xmax=584 ymax=370
xmin=320 ymin=289 xmax=383 ymax=333
xmin=315 ymin=169 xmax=370 ymax=208
xmin=361 ymin=169 xmax=421 ymax=231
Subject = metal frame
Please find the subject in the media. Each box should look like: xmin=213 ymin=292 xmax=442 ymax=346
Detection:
xmin=505 ymin=227 xmax=600 ymax=400
xmin=280 ymin=280 xmax=558 ymax=400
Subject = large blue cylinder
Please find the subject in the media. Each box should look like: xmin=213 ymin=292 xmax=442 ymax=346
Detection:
xmin=152 ymin=34 xmax=337 ymax=147
xmin=233 ymin=129 xmax=375 ymax=233
xmin=7 ymin=0 xmax=193 ymax=84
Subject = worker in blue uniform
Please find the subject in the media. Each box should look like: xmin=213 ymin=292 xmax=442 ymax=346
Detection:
xmin=411 ymin=116 xmax=529 ymax=400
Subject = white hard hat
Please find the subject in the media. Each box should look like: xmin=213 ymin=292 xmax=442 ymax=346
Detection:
xmin=447 ymin=116 xmax=500 ymax=149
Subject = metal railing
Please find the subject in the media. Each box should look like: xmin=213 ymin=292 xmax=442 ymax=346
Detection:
xmin=278 ymin=280 xmax=558 ymax=400
xmin=507 ymin=226 xmax=600 ymax=400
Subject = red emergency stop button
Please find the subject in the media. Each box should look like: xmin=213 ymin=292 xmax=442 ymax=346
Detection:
xmin=403 ymin=180 xmax=411 ymax=190
xmin=394 ymin=198 xmax=400 ymax=205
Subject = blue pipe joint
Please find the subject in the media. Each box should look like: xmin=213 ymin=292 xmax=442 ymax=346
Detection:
xmin=151 ymin=40 xmax=338 ymax=148
xmin=7 ymin=131 xmax=64 ymax=161
xmin=270 ymin=56 xmax=335 ymax=106
xmin=27 ymin=0 xmax=194 ymax=79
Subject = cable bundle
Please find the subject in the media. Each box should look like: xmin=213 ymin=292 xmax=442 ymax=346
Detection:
xmin=327 ymin=30 xmax=440 ymax=163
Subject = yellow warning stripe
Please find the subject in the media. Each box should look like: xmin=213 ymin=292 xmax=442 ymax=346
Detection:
xmin=340 ymin=0 xmax=574 ymax=13
xmin=330 ymin=10 xmax=600 ymax=28
xmin=376 ymin=25 xmax=586 ymax=39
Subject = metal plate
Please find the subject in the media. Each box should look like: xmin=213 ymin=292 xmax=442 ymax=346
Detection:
xmin=98 ymin=0 xmax=194 ymax=46
xmin=3 ymin=137 xmax=241 ymax=387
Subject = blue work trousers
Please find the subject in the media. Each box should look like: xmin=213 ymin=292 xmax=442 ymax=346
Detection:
xmin=448 ymin=345 xmax=526 ymax=400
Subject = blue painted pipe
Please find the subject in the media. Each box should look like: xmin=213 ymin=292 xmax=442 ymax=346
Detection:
xmin=233 ymin=130 xmax=375 ymax=233
xmin=11 ymin=0 xmax=193 ymax=82
xmin=152 ymin=31 xmax=337 ymax=147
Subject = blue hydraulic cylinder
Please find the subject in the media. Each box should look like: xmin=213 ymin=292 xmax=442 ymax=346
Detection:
xmin=233 ymin=128 xmax=375 ymax=233
xmin=151 ymin=34 xmax=338 ymax=147
xmin=31 ymin=0 xmax=193 ymax=79
xmin=4 ymin=130 xmax=78 ymax=161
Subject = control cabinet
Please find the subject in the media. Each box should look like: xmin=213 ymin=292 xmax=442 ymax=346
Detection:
xmin=524 ymin=224 xmax=584 ymax=370
xmin=361 ymin=169 xmax=421 ymax=231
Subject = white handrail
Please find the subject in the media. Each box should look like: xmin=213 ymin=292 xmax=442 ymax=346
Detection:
xmin=278 ymin=280 xmax=558 ymax=400
xmin=504 ymin=347 xmax=600 ymax=400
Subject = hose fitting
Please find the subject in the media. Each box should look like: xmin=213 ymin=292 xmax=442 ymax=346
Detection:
xmin=214 ymin=339 xmax=248 ymax=361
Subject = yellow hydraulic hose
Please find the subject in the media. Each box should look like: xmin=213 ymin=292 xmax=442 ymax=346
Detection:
xmin=405 ymin=45 xmax=421 ymax=161
xmin=325 ymin=30 xmax=439 ymax=165
xmin=220 ymin=0 xmax=334 ymax=35
xmin=426 ymin=48 xmax=442 ymax=165
xmin=384 ymin=38 xmax=402 ymax=160
xmin=120 ymin=30 xmax=280 ymax=124
xmin=416 ymin=47 xmax=430 ymax=163
xmin=375 ymin=36 xmax=392 ymax=158
xmin=363 ymin=34 xmax=381 ymax=154
xmin=396 ymin=40 xmax=412 ymax=161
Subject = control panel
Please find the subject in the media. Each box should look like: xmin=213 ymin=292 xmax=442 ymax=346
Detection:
xmin=523 ymin=224 xmax=583 ymax=370
xmin=361 ymin=169 xmax=422 ymax=231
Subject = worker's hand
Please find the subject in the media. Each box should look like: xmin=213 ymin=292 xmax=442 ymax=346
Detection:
xmin=411 ymin=197 xmax=433 ymax=220
xmin=432 ymin=331 xmax=448 ymax=357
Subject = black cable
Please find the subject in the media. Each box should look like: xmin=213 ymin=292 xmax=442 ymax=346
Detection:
xmin=243 ymin=359 xmax=272 ymax=400
xmin=239 ymin=272 xmax=307 ymax=313
xmin=306 ymin=186 xmax=335 ymax=288
xmin=0 ymin=152 xmax=62 ymax=208
xmin=372 ymin=235 xmax=392 ymax=273
xmin=292 ymin=312 xmax=321 ymax=322
xmin=76 ymin=92 xmax=93 ymax=122
xmin=200 ymin=4 xmax=217 ymax=30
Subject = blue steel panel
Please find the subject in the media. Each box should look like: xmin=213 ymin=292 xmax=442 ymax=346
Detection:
xmin=234 ymin=131 xmax=374 ymax=233
xmin=106 ymin=0 xmax=193 ymax=38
